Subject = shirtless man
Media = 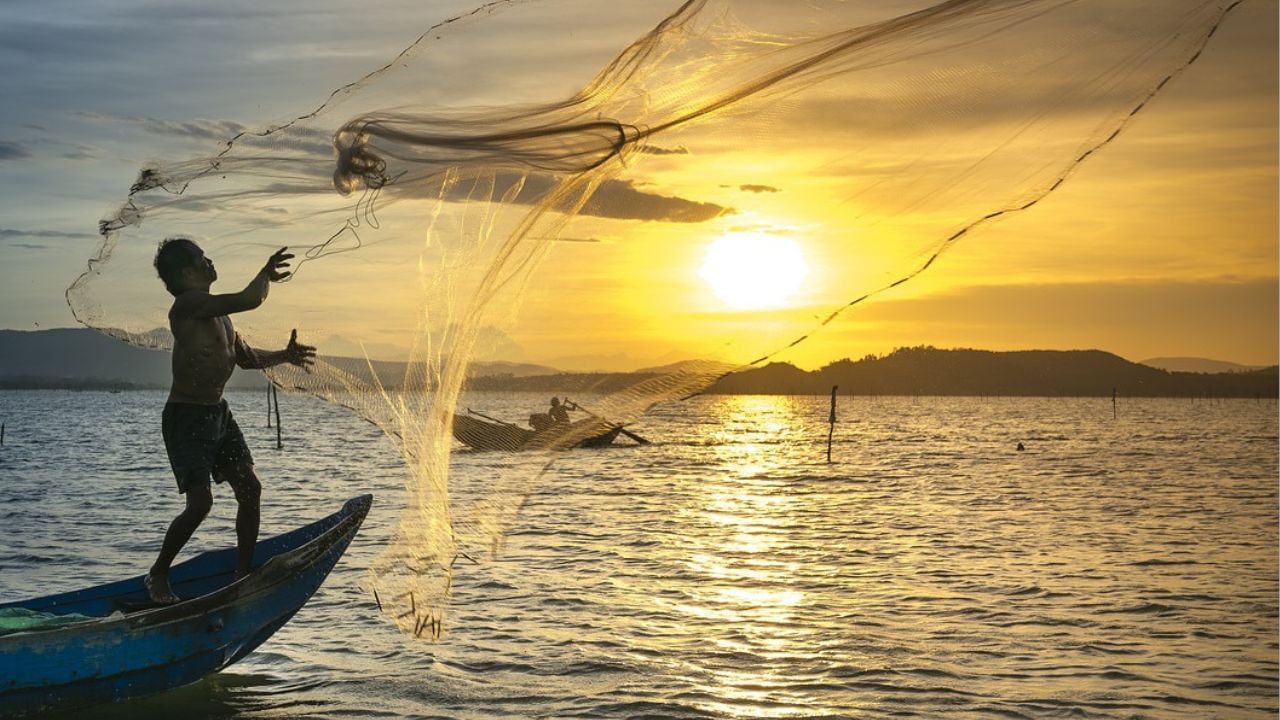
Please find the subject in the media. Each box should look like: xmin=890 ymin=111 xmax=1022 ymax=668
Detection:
xmin=548 ymin=397 xmax=576 ymax=425
xmin=146 ymin=237 xmax=316 ymax=604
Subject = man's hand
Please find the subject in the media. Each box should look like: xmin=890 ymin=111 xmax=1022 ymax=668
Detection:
xmin=263 ymin=247 xmax=294 ymax=282
xmin=284 ymin=329 xmax=317 ymax=369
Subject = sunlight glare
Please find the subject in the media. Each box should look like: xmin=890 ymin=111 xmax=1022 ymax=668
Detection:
xmin=700 ymin=232 xmax=808 ymax=310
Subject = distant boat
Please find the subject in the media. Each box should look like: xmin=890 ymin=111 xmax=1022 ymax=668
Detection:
xmin=0 ymin=494 xmax=372 ymax=717
xmin=452 ymin=414 xmax=622 ymax=451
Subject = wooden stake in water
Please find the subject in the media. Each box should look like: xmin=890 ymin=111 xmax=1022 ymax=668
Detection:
xmin=1112 ymin=387 xmax=1117 ymax=419
xmin=273 ymin=384 xmax=283 ymax=450
xmin=827 ymin=385 xmax=838 ymax=464
xmin=1 ymin=422 xmax=5 ymax=446
xmin=266 ymin=382 xmax=273 ymax=428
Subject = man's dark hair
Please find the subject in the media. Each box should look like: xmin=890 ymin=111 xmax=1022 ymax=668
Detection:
xmin=154 ymin=237 xmax=201 ymax=296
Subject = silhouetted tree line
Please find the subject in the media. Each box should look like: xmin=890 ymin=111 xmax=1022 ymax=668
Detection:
xmin=465 ymin=347 xmax=1278 ymax=397
xmin=704 ymin=347 xmax=1279 ymax=397
xmin=5 ymin=330 xmax=1276 ymax=397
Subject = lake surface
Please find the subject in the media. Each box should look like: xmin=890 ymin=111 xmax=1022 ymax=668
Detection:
xmin=0 ymin=389 xmax=1276 ymax=719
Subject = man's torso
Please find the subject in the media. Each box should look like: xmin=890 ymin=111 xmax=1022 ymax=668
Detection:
xmin=169 ymin=311 xmax=236 ymax=404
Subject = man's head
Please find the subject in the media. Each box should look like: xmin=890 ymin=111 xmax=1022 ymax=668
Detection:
xmin=550 ymin=397 xmax=561 ymax=407
xmin=154 ymin=237 xmax=216 ymax=296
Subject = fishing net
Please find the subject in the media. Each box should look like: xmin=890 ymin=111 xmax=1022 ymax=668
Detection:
xmin=66 ymin=0 xmax=1241 ymax=636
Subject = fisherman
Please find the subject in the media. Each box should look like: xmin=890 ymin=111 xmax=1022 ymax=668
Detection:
xmin=549 ymin=396 xmax=577 ymax=425
xmin=530 ymin=397 xmax=578 ymax=431
xmin=146 ymin=238 xmax=316 ymax=604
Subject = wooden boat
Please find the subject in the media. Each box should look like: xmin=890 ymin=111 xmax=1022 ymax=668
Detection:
xmin=452 ymin=414 xmax=622 ymax=451
xmin=0 ymin=494 xmax=372 ymax=717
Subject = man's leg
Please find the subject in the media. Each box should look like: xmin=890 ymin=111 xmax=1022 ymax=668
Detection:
xmin=222 ymin=463 xmax=261 ymax=580
xmin=148 ymin=482 xmax=213 ymax=603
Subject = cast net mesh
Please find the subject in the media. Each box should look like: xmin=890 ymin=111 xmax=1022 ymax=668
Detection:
xmin=66 ymin=0 xmax=1240 ymax=636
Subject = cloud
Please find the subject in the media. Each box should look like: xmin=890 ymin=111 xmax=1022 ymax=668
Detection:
xmin=0 ymin=142 xmax=31 ymax=162
xmin=9 ymin=242 xmax=48 ymax=250
xmin=0 ymin=137 xmax=98 ymax=163
xmin=727 ymin=223 xmax=794 ymax=235
xmin=449 ymin=173 xmax=731 ymax=223
xmin=637 ymin=145 xmax=689 ymax=156
xmin=75 ymin=112 xmax=249 ymax=142
xmin=583 ymin=178 xmax=731 ymax=223
xmin=62 ymin=145 xmax=99 ymax=161
xmin=0 ymin=227 xmax=97 ymax=240
xmin=75 ymin=112 xmax=334 ymax=156
xmin=739 ymin=184 xmax=779 ymax=193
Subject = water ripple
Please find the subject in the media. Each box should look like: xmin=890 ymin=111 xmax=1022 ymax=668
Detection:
xmin=0 ymin=390 xmax=1275 ymax=719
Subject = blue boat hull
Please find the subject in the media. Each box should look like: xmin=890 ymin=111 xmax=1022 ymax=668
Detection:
xmin=0 ymin=494 xmax=372 ymax=717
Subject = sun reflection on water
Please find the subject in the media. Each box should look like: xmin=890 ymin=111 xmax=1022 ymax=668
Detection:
xmin=665 ymin=395 xmax=839 ymax=716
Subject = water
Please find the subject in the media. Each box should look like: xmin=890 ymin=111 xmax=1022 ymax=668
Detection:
xmin=0 ymin=389 xmax=1276 ymax=719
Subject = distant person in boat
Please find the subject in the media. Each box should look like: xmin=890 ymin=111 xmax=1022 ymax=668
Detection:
xmin=529 ymin=397 xmax=578 ymax=431
xmin=145 ymin=237 xmax=316 ymax=604
xmin=549 ymin=397 xmax=577 ymax=425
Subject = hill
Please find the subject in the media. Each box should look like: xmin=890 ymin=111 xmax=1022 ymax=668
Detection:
xmin=1139 ymin=356 xmax=1265 ymax=374
xmin=454 ymin=347 xmax=1279 ymax=398
xmin=706 ymin=347 xmax=1278 ymax=397
xmin=0 ymin=328 xmax=557 ymax=390
xmin=0 ymin=328 xmax=180 ymax=389
xmin=3 ymin=330 xmax=1275 ymax=397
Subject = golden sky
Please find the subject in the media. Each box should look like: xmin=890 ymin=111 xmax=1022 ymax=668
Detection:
xmin=500 ymin=0 xmax=1277 ymax=370
xmin=1 ymin=0 xmax=1274 ymax=372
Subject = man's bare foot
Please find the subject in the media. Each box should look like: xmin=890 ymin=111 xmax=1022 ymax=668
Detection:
xmin=233 ymin=567 xmax=251 ymax=583
xmin=145 ymin=573 xmax=180 ymax=605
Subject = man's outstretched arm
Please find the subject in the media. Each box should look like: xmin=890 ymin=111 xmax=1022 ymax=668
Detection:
xmin=176 ymin=248 xmax=293 ymax=320
xmin=236 ymin=329 xmax=316 ymax=370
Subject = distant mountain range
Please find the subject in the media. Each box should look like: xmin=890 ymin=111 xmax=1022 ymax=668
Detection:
xmin=2 ymin=329 xmax=1276 ymax=397
xmin=1139 ymin=356 xmax=1265 ymax=374
xmin=467 ymin=346 xmax=1277 ymax=398
xmin=0 ymin=328 xmax=556 ymax=390
xmin=696 ymin=347 xmax=1277 ymax=397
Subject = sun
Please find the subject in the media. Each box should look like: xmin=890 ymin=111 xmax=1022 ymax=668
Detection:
xmin=699 ymin=232 xmax=808 ymax=310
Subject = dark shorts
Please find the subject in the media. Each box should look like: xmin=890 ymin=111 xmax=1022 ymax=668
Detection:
xmin=162 ymin=400 xmax=253 ymax=494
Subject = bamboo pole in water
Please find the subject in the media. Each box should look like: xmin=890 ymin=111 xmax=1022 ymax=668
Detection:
xmin=827 ymin=385 xmax=838 ymax=464
xmin=273 ymin=384 xmax=282 ymax=450
xmin=266 ymin=382 xmax=273 ymax=428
